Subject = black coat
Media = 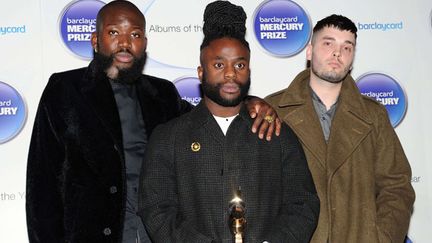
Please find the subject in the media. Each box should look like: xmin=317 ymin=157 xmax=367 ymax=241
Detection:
xmin=139 ymin=101 xmax=320 ymax=243
xmin=25 ymin=62 xmax=191 ymax=243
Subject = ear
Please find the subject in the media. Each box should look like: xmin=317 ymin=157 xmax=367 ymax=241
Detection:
xmin=91 ymin=32 xmax=98 ymax=52
xmin=306 ymin=43 xmax=312 ymax=61
xmin=197 ymin=66 xmax=203 ymax=83
xmin=143 ymin=36 xmax=148 ymax=51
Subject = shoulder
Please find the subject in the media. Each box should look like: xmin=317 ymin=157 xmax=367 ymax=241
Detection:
xmin=48 ymin=67 xmax=87 ymax=84
xmin=45 ymin=67 xmax=87 ymax=92
xmin=265 ymin=88 xmax=288 ymax=103
xmin=41 ymin=67 xmax=88 ymax=100
xmin=143 ymin=74 xmax=176 ymax=90
xmin=148 ymin=112 xmax=190 ymax=141
xmin=359 ymin=95 xmax=390 ymax=121
xmin=278 ymin=122 xmax=301 ymax=143
xmin=140 ymin=74 xmax=181 ymax=100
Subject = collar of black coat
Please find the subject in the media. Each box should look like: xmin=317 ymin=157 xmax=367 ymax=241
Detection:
xmin=188 ymin=100 xmax=253 ymax=131
xmin=80 ymin=60 xmax=157 ymax=97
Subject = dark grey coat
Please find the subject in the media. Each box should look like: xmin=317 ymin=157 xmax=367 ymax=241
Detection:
xmin=26 ymin=61 xmax=191 ymax=243
xmin=138 ymin=101 xmax=319 ymax=243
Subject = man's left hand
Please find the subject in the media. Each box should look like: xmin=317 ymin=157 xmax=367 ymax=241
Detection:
xmin=246 ymin=97 xmax=281 ymax=141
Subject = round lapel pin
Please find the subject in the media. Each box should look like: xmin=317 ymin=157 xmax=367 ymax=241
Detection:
xmin=191 ymin=142 xmax=201 ymax=152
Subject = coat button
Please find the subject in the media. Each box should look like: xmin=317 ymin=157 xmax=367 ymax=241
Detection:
xmin=103 ymin=227 xmax=111 ymax=236
xmin=109 ymin=186 xmax=117 ymax=194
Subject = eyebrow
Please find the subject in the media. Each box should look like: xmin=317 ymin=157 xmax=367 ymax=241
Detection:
xmin=214 ymin=55 xmax=248 ymax=61
xmin=321 ymin=36 xmax=356 ymax=46
xmin=104 ymin=23 xmax=144 ymax=30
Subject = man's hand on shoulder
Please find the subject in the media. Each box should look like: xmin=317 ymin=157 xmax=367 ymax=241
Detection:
xmin=245 ymin=96 xmax=281 ymax=141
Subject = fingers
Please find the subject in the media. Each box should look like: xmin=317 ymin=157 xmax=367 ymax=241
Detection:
xmin=255 ymin=114 xmax=276 ymax=141
xmin=251 ymin=112 xmax=265 ymax=135
xmin=245 ymin=96 xmax=282 ymax=140
xmin=274 ymin=117 xmax=281 ymax=136
xmin=248 ymin=104 xmax=260 ymax=120
xmin=264 ymin=118 xmax=276 ymax=141
xmin=262 ymin=114 xmax=278 ymax=141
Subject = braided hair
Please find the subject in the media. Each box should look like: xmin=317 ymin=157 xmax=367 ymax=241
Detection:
xmin=200 ymin=0 xmax=250 ymax=51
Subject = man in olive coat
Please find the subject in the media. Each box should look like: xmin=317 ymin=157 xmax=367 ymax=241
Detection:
xmin=266 ymin=14 xmax=415 ymax=243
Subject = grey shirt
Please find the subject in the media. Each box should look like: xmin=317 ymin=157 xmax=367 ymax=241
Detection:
xmin=111 ymin=81 xmax=151 ymax=243
xmin=310 ymin=88 xmax=338 ymax=142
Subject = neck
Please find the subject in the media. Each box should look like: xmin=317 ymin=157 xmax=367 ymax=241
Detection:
xmin=204 ymin=97 xmax=242 ymax=117
xmin=309 ymin=72 xmax=343 ymax=110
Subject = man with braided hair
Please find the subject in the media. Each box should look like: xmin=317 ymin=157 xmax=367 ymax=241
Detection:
xmin=25 ymin=1 xmax=282 ymax=243
xmin=138 ymin=1 xmax=319 ymax=242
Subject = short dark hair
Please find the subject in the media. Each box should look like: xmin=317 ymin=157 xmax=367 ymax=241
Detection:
xmin=313 ymin=14 xmax=357 ymax=40
xmin=96 ymin=0 xmax=145 ymax=33
xmin=200 ymin=0 xmax=250 ymax=51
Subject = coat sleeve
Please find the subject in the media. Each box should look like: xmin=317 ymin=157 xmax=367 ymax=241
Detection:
xmin=265 ymin=125 xmax=320 ymax=243
xmin=26 ymin=76 xmax=66 ymax=243
xmin=373 ymin=106 xmax=415 ymax=242
xmin=138 ymin=124 xmax=214 ymax=243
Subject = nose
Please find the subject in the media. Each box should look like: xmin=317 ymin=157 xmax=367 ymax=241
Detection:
xmin=118 ymin=34 xmax=131 ymax=49
xmin=332 ymin=45 xmax=342 ymax=58
xmin=333 ymin=50 xmax=341 ymax=57
xmin=224 ymin=65 xmax=236 ymax=80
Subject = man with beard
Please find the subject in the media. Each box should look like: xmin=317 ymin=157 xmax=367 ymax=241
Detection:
xmin=138 ymin=1 xmax=319 ymax=243
xmin=266 ymin=15 xmax=415 ymax=243
xmin=25 ymin=1 xmax=281 ymax=243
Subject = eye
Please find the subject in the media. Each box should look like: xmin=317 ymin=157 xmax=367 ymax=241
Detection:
xmin=343 ymin=46 xmax=353 ymax=53
xmin=131 ymin=32 xmax=141 ymax=38
xmin=214 ymin=62 xmax=224 ymax=69
xmin=235 ymin=63 xmax=246 ymax=69
xmin=108 ymin=30 xmax=118 ymax=36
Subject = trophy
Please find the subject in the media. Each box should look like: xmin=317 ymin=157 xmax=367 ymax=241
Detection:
xmin=229 ymin=189 xmax=246 ymax=243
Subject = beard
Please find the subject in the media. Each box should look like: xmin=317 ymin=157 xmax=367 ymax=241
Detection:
xmin=201 ymin=71 xmax=250 ymax=107
xmin=92 ymin=48 xmax=147 ymax=84
xmin=310 ymin=59 xmax=351 ymax=84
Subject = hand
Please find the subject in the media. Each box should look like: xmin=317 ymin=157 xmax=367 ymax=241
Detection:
xmin=245 ymin=96 xmax=281 ymax=141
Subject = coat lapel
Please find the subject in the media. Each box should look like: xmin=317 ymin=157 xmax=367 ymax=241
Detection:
xmin=135 ymin=76 xmax=159 ymax=136
xmin=326 ymin=78 xmax=373 ymax=174
xmin=277 ymin=70 xmax=327 ymax=169
xmin=276 ymin=69 xmax=374 ymax=174
xmin=80 ymin=65 xmax=123 ymax=156
xmin=189 ymin=101 xmax=225 ymax=145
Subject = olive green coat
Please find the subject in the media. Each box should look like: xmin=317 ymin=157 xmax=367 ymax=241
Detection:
xmin=266 ymin=69 xmax=415 ymax=243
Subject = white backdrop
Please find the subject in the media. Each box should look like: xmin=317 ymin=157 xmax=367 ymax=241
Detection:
xmin=0 ymin=0 xmax=430 ymax=242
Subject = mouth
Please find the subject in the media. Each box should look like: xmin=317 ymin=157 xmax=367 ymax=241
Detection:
xmin=114 ymin=51 xmax=134 ymax=64
xmin=328 ymin=60 xmax=341 ymax=69
xmin=221 ymin=83 xmax=240 ymax=94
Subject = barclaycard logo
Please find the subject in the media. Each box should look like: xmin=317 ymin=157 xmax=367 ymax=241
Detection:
xmin=253 ymin=0 xmax=311 ymax=57
xmin=0 ymin=25 xmax=26 ymax=36
xmin=0 ymin=81 xmax=27 ymax=144
xmin=356 ymin=72 xmax=407 ymax=127
xmin=174 ymin=77 xmax=202 ymax=106
xmin=59 ymin=0 xmax=105 ymax=59
xmin=357 ymin=21 xmax=403 ymax=31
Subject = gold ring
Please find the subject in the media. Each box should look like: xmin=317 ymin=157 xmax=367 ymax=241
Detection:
xmin=264 ymin=115 xmax=274 ymax=124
